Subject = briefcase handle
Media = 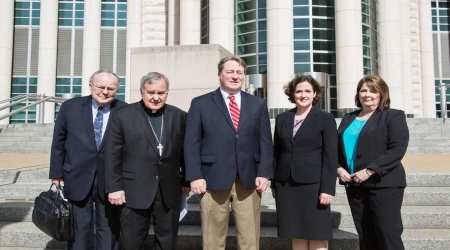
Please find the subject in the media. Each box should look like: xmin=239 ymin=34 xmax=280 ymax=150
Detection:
xmin=48 ymin=183 xmax=68 ymax=202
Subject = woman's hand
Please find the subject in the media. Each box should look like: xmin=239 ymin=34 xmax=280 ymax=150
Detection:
xmin=319 ymin=193 xmax=333 ymax=205
xmin=337 ymin=167 xmax=352 ymax=182
xmin=352 ymin=168 xmax=374 ymax=183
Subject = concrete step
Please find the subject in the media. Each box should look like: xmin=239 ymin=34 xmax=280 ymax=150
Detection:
xmin=181 ymin=204 xmax=450 ymax=229
xmin=0 ymin=137 xmax=52 ymax=142
xmin=0 ymin=248 xmax=62 ymax=250
xmin=305 ymin=187 xmax=450 ymax=206
xmin=1 ymin=201 xmax=449 ymax=230
xmin=0 ymin=222 xmax=449 ymax=250
xmin=0 ymin=125 xmax=53 ymax=132
xmin=1 ymin=184 xmax=449 ymax=207
xmin=0 ymin=129 xmax=53 ymax=135
xmin=2 ymin=169 xmax=450 ymax=187
xmin=258 ymin=187 xmax=450 ymax=207
xmin=2 ymin=121 xmax=450 ymax=154
xmin=0 ymin=144 xmax=51 ymax=153
xmin=406 ymin=146 xmax=450 ymax=155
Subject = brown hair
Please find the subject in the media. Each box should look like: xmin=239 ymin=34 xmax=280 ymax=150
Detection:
xmin=355 ymin=74 xmax=390 ymax=110
xmin=217 ymin=56 xmax=247 ymax=75
xmin=284 ymin=74 xmax=321 ymax=104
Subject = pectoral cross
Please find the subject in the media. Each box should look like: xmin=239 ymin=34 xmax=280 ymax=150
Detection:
xmin=157 ymin=143 xmax=164 ymax=157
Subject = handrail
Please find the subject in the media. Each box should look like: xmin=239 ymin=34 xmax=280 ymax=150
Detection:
xmin=0 ymin=94 xmax=69 ymax=124
xmin=0 ymin=94 xmax=28 ymax=105
xmin=0 ymin=96 xmax=30 ymax=112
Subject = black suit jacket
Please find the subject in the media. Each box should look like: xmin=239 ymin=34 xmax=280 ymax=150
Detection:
xmin=184 ymin=88 xmax=273 ymax=191
xmin=273 ymin=106 xmax=338 ymax=195
xmin=105 ymin=101 xmax=186 ymax=209
xmin=338 ymin=108 xmax=409 ymax=188
xmin=49 ymin=96 xmax=126 ymax=201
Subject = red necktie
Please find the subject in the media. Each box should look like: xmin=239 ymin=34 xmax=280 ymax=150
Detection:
xmin=228 ymin=95 xmax=240 ymax=131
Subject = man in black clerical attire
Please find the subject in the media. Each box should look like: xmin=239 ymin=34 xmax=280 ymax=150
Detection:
xmin=105 ymin=72 xmax=187 ymax=250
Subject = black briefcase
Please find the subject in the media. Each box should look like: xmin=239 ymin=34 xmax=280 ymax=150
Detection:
xmin=32 ymin=184 xmax=73 ymax=241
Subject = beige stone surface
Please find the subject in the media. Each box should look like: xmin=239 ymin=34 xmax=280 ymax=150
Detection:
xmin=402 ymin=154 xmax=450 ymax=172
xmin=0 ymin=153 xmax=448 ymax=173
xmin=129 ymin=44 xmax=232 ymax=111
xmin=0 ymin=153 xmax=49 ymax=170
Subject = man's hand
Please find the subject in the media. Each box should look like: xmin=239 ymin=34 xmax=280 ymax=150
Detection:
xmin=182 ymin=186 xmax=191 ymax=194
xmin=337 ymin=167 xmax=352 ymax=183
xmin=255 ymin=177 xmax=270 ymax=192
xmin=108 ymin=191 xmax=126 ymax=205
xmin=319 ymin=193 xmax=333 ymax=205
xmin=190 ymin=179 xmax=207 ymax=194
xmin=51 ymin=178 xmax=64 ymax=186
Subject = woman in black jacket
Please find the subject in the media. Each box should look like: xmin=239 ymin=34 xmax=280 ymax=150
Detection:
xmin=273 ymin=75 xmax=337 ymax=250
xmin=337 ymin=75 xmax=409 ymax=250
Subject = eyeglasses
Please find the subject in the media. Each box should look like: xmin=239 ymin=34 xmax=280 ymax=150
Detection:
xmin=90 ymin=82 xmax=118 ymax=92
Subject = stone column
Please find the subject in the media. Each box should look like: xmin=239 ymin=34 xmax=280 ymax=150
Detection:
xmin=180 ymin=0 xmax=201 ymax=45
xmin=419 ymin=0 xmax=436 ymax=117
xmin=0 ymin=0 xmax=14 ymax=124
xmin=335 ymin=0 xmax=364 ymax=115
xmin=142 ymin=0 xmax=167 ymax=46
xmin=377 ymin=0 xmax=404 ymax=110
xmin=209 ymin=0 xmax=234 ymax=53
xmin=168 ymin=0 xmax=180 ymax=45
xmin=37 ymin=0 xmax=58 ymax=123
xmin=266 ymin=0 xmax=294 ymax=110
xmin=126 ymin=0 xmax=142 ymax=102
xmin=81 ymin=0 xmax=101 ymax=96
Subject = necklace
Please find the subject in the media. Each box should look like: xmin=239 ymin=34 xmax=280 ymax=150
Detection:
xmin=147 ymin=114 xmax=164 ymax=157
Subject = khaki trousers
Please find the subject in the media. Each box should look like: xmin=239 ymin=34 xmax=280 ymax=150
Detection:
xmin=200 ymin=180 xmax=261 ymax=250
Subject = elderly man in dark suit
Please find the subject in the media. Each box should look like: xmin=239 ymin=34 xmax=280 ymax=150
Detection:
xmin=49 ymin=70 xmax=126 ymax=250
xmin=105 ymin=72 xmax=187 ymax=250
xmin=184 ymin=56 xmax=273 ymax=250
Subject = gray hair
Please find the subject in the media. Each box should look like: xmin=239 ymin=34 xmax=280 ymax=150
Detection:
xmin=89 ymin=69 xmax=120 ymax=84
xmin=140 ymin=72 xmax=170 ymax=90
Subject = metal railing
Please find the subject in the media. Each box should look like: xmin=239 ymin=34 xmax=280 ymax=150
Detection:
xmin=437 ymin=83 xmax=449 ymax=122
xmin=0 ymin=94 xmax=68 ymax=124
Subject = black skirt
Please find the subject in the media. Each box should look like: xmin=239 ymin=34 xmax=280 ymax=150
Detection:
xmin=274 ymin=180 xmax=332 ymax=240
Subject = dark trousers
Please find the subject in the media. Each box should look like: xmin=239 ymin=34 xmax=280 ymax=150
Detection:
xmin=346 ymin=186 xmax=405 ymax=250
xmin=120 ymin=187 xmax=180 ymax=250
xmin=68 ymin=177 xmax=120 ymax=250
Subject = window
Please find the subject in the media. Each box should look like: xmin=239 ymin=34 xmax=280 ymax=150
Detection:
xmin=14 ymin=0 xmax=40 ymax=26
xmin=58 ymin=0 xmax=84 ymax=27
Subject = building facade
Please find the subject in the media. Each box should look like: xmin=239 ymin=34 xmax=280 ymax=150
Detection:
xmin=0 ymin=0 xmax=445 ymax=124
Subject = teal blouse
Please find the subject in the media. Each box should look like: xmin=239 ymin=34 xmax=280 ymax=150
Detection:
xmin=342 ymin=118 xmax=367 ymax=174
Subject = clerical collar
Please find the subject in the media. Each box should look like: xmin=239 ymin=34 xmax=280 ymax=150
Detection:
xmin=142 ymin=102 xmax=165 ymax=117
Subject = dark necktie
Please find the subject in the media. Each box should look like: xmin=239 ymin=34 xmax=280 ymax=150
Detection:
xmin=94 ymin=106 xmax=104 ymax=150
xmin=228 ymin=95 xmax=240 ymax=131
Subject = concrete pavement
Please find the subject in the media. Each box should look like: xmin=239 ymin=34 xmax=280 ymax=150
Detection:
xmin=0 ymin=152 xmax=448 ymax=172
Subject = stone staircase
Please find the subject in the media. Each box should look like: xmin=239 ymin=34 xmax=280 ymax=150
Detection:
xmin=1 ymin=118 xmax=449 ymax=154
xmin=0 ymin=168 xmax=449 ymax=249
xmin=406 ymin=119 xmax=450 ymax=154
xmin=0 ymin=124 xmax=53 ymax=153
xmin=0 ymin=121 xmax=449 ymax=249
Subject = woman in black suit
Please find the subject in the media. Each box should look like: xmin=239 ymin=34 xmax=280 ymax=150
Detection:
xmin=273 ymin=75 xmax=337 ymax=250
xmin=337 ymin=75 xmax=409 ymax=250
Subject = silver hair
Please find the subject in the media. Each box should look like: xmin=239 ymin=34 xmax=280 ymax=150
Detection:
xmin=140 ymin=72 xmax=170 ymax=90
xmin=89 ymin=69 xmax=120 ymax=84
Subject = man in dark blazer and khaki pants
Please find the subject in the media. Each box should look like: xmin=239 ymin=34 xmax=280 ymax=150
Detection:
xmin=106 ymin=72 xmax=187 ymax=250
xmin=185 ymin=56 xmax=273 ymax=250
xmin=49 ymin=70 xmax=126 ymax=250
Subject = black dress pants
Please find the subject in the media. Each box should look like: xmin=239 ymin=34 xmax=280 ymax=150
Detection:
xmin=120 ymin=187 xmax=180 ymax=250
xmin=68 ymin=177 xmax=121 ymax=250
xmin=346 ymin=186 xmax=405 ymax=250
